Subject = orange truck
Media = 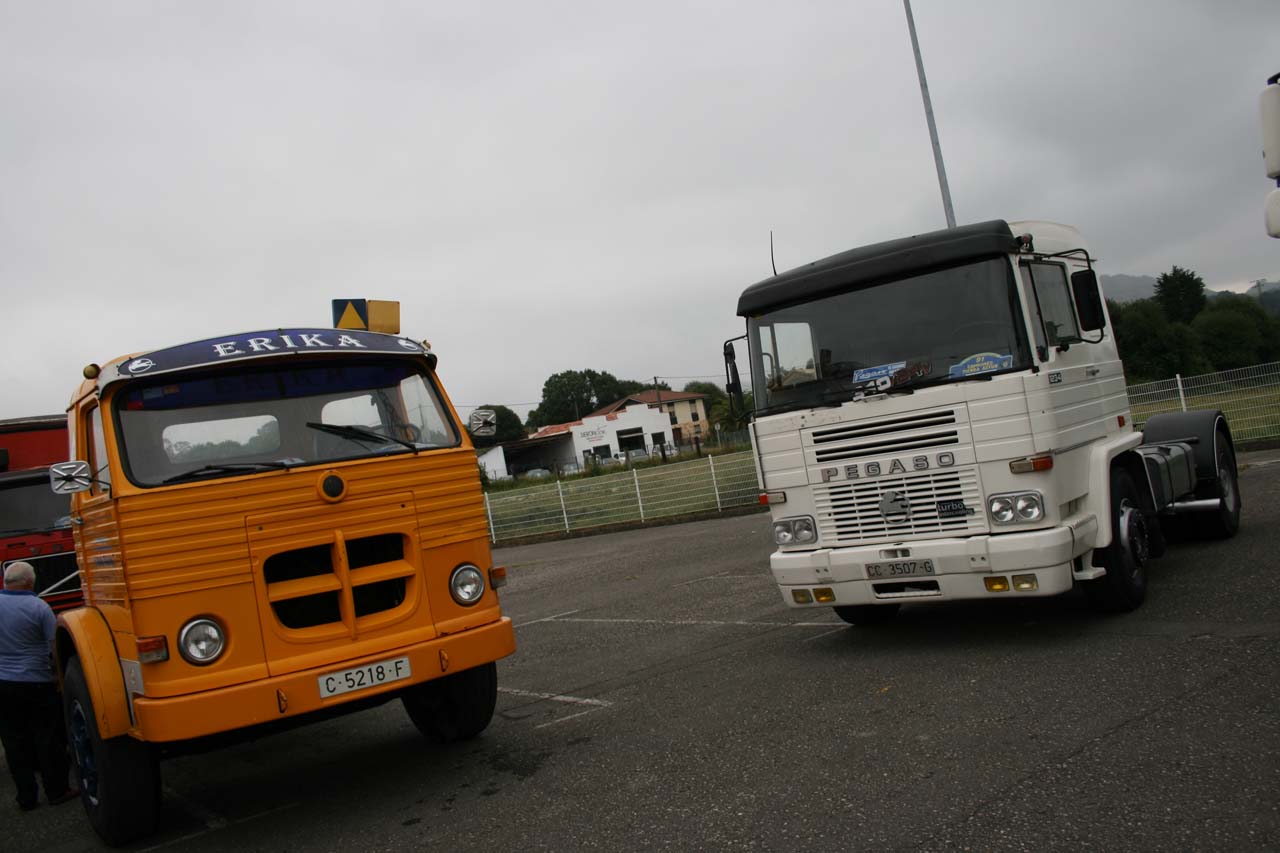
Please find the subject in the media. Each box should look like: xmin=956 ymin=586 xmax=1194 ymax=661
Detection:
xmin=1 ymin=415 xmax=83 ymax=612
xmin=48 ymin=326 xmax=514 ymax=845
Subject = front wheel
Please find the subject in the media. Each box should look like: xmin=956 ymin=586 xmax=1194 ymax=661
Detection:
xmin=402 ymin=662 xmax=497 ymax=743
xmin=1085 ymin=469 xmax=1150 ymax=613
xmin=833 ymin=603 xmax=900 ymax=625
xmin=62 ymin=657 xmax=161 ymax=846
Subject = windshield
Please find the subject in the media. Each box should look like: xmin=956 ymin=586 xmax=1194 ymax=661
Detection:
xmin=0 ymin=478 xmax=71 ymax=535
xmin=115 ymin=358 xmax=459 ymax=487
xmin=747 ymin=257 xmax=1032 ymax=414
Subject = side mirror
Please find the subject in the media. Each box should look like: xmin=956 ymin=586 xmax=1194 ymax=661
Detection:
xmin=49 ymin=461 xmax=93 ymax=495
xmin=723 ymin=338 xmax=745 ymax=414
xmin=1071 ymin=269 xmax=1107 ymax=332
xmin=1263 ymin=73 xmax=1280 ymax=236
xmin=468 ymin=409 xmax=498 ymax=437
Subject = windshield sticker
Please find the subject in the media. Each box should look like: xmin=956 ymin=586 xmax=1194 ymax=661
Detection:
xmin=852 ymin=362 xmax=906 ymax=384
xmin=948 ymin=352 xmax=1013 ymax=379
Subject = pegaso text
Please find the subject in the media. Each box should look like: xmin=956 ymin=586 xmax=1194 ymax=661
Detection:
xmin=820 ymin=452 xmax=956 ymax=483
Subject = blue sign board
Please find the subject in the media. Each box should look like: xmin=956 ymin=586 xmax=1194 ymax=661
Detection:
xmin=105 ymin=328 xmax=425 ymax=385
xmin=852 ymin=362 xmax=906 ymax=383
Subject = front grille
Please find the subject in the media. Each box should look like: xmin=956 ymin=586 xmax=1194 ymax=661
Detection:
xmin=263 ymin=533 xmax=414 ymax=630
xmin=812 ymin=409 xmax=960 ymax=464
xmin=815 ymin=468 xmax=986 ymax=545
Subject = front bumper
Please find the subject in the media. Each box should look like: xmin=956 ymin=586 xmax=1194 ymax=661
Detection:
xmin=131 ymin=617 xmax=516 ymax=742
xmin=771 ymin=520 xmax=1097 ymax=607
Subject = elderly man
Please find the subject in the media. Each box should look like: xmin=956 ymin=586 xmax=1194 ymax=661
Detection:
xmin=0 ymin=561 xmax=75 ymax=811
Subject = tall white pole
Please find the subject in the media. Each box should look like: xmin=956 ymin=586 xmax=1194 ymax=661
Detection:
xmin=903 ymin=0 xmax=956 ymax=229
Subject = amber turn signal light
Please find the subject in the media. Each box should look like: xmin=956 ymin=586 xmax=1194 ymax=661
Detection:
xmin=984 ymin=577 xmax=1010 ymax=593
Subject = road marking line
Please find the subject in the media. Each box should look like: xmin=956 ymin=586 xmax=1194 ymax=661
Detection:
xmin=499 ymin=687 xmax=612 ymax=707
xmin=162 ymin=784 xmax=228 ymax=830
xmin=803 ymin=626 xmax=850 ymax=642
xmin=533 ymin=708 xmax=603 ymax=729
xmin=676 ymin=573 xmax=764 ymax=586
xmin=551 ymin=616 xmax=842 ymax=629
xmin=138 ymin=802 xmax=300 ymax=852
xmin=513 ymin=609 xmax=581 ymax=628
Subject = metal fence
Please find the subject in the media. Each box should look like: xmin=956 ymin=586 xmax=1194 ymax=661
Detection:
xmin=484 ymin=452 xmax=760 ymax=542
xmin=1126 ymin=361 xmax=1280 ymax=442
xmin=484 ymin=362 xmax=1280 ymax=543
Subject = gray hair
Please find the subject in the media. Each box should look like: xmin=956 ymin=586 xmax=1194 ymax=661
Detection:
xmin=3 ymin=561 xmax=36 ymax=590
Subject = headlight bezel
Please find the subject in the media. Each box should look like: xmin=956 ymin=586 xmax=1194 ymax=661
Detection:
xmin=773 ymin=515 xmax=818 ymax=546
xmin=177 ymin=617 xmax=226 ymax=666
xmin=449 ymin=563 xmax=486 ymax=606
xmin=987 ymin=491 xmax=1045 ymax=526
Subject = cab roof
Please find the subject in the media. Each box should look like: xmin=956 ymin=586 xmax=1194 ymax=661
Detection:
xmin=94 ymin=328 xmax=431 ymax=391
xmin=736 ymin=219 xmax=1020 ymax=317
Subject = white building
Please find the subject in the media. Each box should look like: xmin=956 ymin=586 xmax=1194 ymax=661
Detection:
xmin=485 ymin=404 xmax=676 ymax=478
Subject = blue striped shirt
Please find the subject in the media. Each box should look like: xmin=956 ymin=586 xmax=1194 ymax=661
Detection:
xmin=0 ymin=590 xmax=56 ymax=683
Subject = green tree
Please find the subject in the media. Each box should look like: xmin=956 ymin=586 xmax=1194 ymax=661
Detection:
xmin=1108 ymin=298 xmax=1211 ymax=382
xmin=526 ymin=370 xmax=668 ymax=428
xmin=1191 ymin=293 xmax=1280 ymax=370
xmin=1154 ymin=265 xmax=1207 ymax=325
xmin=467 ymin=404 xmax=526 ymax=447
xmin=682 ymin=380 xmax=727 ymax=408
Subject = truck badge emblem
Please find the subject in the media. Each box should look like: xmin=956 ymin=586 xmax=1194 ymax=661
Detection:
xmin=126 ymin=358 xmax=155 ymax=373
xmin=879 ymin=491 xmax=912 ymax=522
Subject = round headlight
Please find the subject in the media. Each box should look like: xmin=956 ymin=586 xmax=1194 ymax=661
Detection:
xmin=989 ymin=496 xmax=1015 ymax=523
xmin=450 ymin=564 xmax=486 ymax=605
xmin=1015 ymin=494 xmax=1043 ymax=521
xmin=793 ymin=518 xmax=816 ymax=543
xmin=773 ymin=523 xmax=794 ymax=545
xmin=178 ymin=618 xmax=225 ymax=666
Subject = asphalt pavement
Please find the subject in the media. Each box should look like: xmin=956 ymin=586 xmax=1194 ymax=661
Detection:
xmin=5 ymin=454 xmax=1280 ymax=851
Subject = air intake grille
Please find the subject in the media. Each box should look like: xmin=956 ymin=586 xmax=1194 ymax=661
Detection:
xmin=815 ymin=468 xmax=987 ymax=545
xmin=811 ymin=410 xmax=959 ymax=464
xmin=263 ymin=534 xmax=412 ymax=630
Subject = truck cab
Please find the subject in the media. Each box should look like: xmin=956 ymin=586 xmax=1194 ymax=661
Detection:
xmin=730 ymin=220 xmax=1240 ymax=624
xmin=49 ymin=327 xmax=515 ymax=845
xmin=1 ymin=414 xmax=82 ymax=612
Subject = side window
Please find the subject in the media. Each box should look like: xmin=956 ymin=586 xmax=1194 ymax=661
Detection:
xmin=1029 ymin=262 xmax=1080 ymax=346
xmin=759 ymin=322 xmax=817 ymax=388
xmin=88 ymin=405 xmax=111 ymax=495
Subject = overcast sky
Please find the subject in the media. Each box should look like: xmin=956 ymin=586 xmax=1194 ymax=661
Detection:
xmin=2 ymin=1 xmax=1277 ymax=423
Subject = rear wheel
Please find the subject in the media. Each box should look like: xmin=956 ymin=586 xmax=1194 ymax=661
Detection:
xmin=402 ymin=662 xmax=497 ymax=743
xmin=833 ymin=603 xmax=900 ymax=625
xmin=1197 ymin=434 xmax=1241 ymax=539
xmin=62 ymin=657 xmax=161 ymax=846
xmin=1086 ymin=470 xmax=1149 ymax=613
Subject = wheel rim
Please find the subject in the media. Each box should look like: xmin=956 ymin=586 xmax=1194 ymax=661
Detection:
xmin=68 ymin=698 xmax=99 ymax=804
xmin=1118 ymin=501 xmax=1149 ymax=571
xmin=1219 ymin=462 xmax=1238 ymax=512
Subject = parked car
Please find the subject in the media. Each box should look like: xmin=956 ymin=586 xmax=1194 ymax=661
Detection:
xmin=524 ymin=468 xmax=552 ymax=479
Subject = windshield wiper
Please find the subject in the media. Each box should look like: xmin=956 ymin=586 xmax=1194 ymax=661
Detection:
xmin=305 ymin=422 xmax=417 ymax=451
xmin=162 ymin=462 xmax=290 ymax=485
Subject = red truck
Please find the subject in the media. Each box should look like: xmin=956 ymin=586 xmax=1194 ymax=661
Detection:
xmin=0 ymin=415 xmax=83 ymax=612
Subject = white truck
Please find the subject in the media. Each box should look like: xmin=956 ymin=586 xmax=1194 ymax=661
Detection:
xmin=726 ymin=219 xmax=1241 ymax=622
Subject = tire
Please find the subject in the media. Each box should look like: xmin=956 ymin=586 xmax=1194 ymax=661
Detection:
xmin=1085 ymin=469 xmax=1150 ymax=613
xmin=62 ymin=657 xmax=161 ymax=846
xmin=833 ymin=603 xmax=900 ymax=625
xmin=1196 ymin=433 xmax=1241 ymax=539
xmin=401 ymin=662 xmax=497 ymax=743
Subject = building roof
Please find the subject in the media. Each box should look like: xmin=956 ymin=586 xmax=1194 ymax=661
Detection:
xmin=589 ymin=390 xmax=707 ymax=417
xmin=524 ymin=410 xmax=625 ymax=441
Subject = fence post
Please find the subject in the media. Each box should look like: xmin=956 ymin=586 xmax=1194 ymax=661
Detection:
xmin=484 ymin=493 xmax=496 ymax=543
xmin=633 ymin=470 xmax=646 ymax=522
xmin=1176 ymin=373 xmax=1188 ymax=412
xmin=557 ymin=482 xmax=570 ymax=533
xmin=708 ymin=455 xmax=722 ymax=512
